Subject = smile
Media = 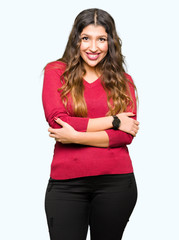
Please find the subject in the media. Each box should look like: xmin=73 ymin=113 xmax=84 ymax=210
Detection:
xmin=86 ymin=52 xmax=100 ymax=60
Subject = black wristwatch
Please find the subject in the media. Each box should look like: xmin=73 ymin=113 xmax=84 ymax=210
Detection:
xmin=112 ymin=115 xmax=121 ymax=130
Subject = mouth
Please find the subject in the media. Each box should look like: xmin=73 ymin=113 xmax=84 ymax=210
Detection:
xmin=86 ymin=52 xmax=100 ymax=60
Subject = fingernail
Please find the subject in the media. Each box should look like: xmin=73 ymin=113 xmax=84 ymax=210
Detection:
xmin=54 ymin=117 xmax=58 ymax=121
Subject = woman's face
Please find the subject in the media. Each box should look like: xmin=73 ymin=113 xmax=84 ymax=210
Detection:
xmin=80 ymin=24 xmax=108 ymax=69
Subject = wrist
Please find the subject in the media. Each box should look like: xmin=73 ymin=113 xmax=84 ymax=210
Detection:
xmin=73 ymin=131 xmax=83 ymax=144
xmin=116 ymin=114 xmax=122 ymax=129
xmin=108 ymin=116 xmax=114 ymax=128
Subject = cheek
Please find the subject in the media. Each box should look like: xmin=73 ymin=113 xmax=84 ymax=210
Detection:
xmin=80 ymin=45 xmax=85 ymax=58
xmin=101 ymin=43 xmax=108 ymax=53
xmin=80 ymin=42 xmax=88 ymax=52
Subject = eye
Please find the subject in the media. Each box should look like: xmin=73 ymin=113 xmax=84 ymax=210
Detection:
xmin=99 ymin=38 xmax=107 ymax=42
xmin=81 ymin=36 xmax=89 ymax=41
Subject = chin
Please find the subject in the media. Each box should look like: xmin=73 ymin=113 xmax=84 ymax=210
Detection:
xmin=85 ymin=59 xmax=103 ymax=68
xmin=87 ymin=62 xmax=98 ymax=68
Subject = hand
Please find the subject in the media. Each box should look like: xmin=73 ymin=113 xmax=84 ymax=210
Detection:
xmin=48 ymin=118 xmax=78 ymax=144
xmin=116 ymin=112 xmax=140 ymax=137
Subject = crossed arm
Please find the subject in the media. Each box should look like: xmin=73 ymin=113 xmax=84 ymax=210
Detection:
xmin=42 ymin=63 xmax=139 ymax=148
xmin=48 ymin=112 xmax=139 ymax=148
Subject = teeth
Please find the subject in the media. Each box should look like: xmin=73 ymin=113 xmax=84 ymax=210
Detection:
xmin=89 ymin=55 xmax=98 ymax=58
xmin=87 ymin=54 xmax=99 ymax=59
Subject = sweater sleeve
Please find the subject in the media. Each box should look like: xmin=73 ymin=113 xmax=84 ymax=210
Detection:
xmin=42 ymin=62 xmax=89 ymax=131
xmin=105 ymin=74 xmax=137 ymax=148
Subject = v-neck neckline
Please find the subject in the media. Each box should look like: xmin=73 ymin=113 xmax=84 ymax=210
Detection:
xmin=83 ymin=76 xmax=101 ymax=88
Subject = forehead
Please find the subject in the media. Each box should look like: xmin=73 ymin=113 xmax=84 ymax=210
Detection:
xmin=81 ymin=24 xmax=107 ymax=36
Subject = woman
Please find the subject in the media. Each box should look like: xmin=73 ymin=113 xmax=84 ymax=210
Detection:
xmin=42 ymin=8 xmax=139 ymax=240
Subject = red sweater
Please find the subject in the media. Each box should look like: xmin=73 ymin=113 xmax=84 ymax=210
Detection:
xmin=42 ymin=61 xmax=137 ymax=180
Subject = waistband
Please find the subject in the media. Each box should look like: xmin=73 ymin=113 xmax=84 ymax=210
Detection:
xmin=49 ymin=173 xmax=134 ymax=182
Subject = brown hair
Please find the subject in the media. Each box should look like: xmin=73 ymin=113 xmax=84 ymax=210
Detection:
xmin=52 ymin=8 xmax=138 ymax=116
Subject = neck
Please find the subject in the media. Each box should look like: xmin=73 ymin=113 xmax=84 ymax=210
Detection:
xmin=83 ymin=62 xmax=101 ymax=78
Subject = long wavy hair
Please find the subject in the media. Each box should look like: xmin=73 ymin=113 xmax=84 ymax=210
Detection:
xmin=52 ymin=8 xmax=138 ymax=117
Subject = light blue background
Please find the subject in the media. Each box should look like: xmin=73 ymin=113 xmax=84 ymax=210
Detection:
xmin=0 ymin=0 xmax=178 ymax=239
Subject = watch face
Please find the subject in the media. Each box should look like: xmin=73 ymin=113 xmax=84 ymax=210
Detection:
xmin=112 ymin=116 xmax=120 ymax=129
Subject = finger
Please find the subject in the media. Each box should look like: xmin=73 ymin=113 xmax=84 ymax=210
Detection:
xmin=55 ymin=138 xmax=61 ymax=142
xmin=133 ymin=125 xmax=139 ymax=133
xmin=49 ymin=133 xmax=56 ymax=138
xmin=134 ymin=129 xmax=138 ymax=135
xmin=54 ymin=117 xmax=65 ymax=126
xmin=48 ymin=127 xmax=57 ymax=133
xmin=132 ymin=120 xmax=139 ymax=127
xmin=134 ymin=128 xmax=138 ymax=135
xmin=130 ymin=130 xmax=136 ymax=137
xmin=133 ymin=125 xmax=139 ymax=131
xmin=126 ymin=112 xmax=136 ymax=117
xmin=48 ymin=127 xmax=52 ymax=132
xmin=132 ymin=128 xmax=138 ymax=136
xmin=134 ymin=120 xmax=140 ymax=125
xmin=48 ymin=128 xmax=57 ymax=134
xmin=130 ymin=130 xmax=135 ymax=137
xmin=131 ymin=121 xmax=139 ymax=129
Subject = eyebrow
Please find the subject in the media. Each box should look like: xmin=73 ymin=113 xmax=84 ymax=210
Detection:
xmin=81 ymin=33 xmax=107 ymax=38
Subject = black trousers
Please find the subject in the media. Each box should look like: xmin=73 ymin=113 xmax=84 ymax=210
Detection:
xmin=45 ymin=173 xmax=137 ymax=240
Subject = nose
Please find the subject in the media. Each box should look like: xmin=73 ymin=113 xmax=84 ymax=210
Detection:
xmin=89 ymin=40 xmax=98 ymax=52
